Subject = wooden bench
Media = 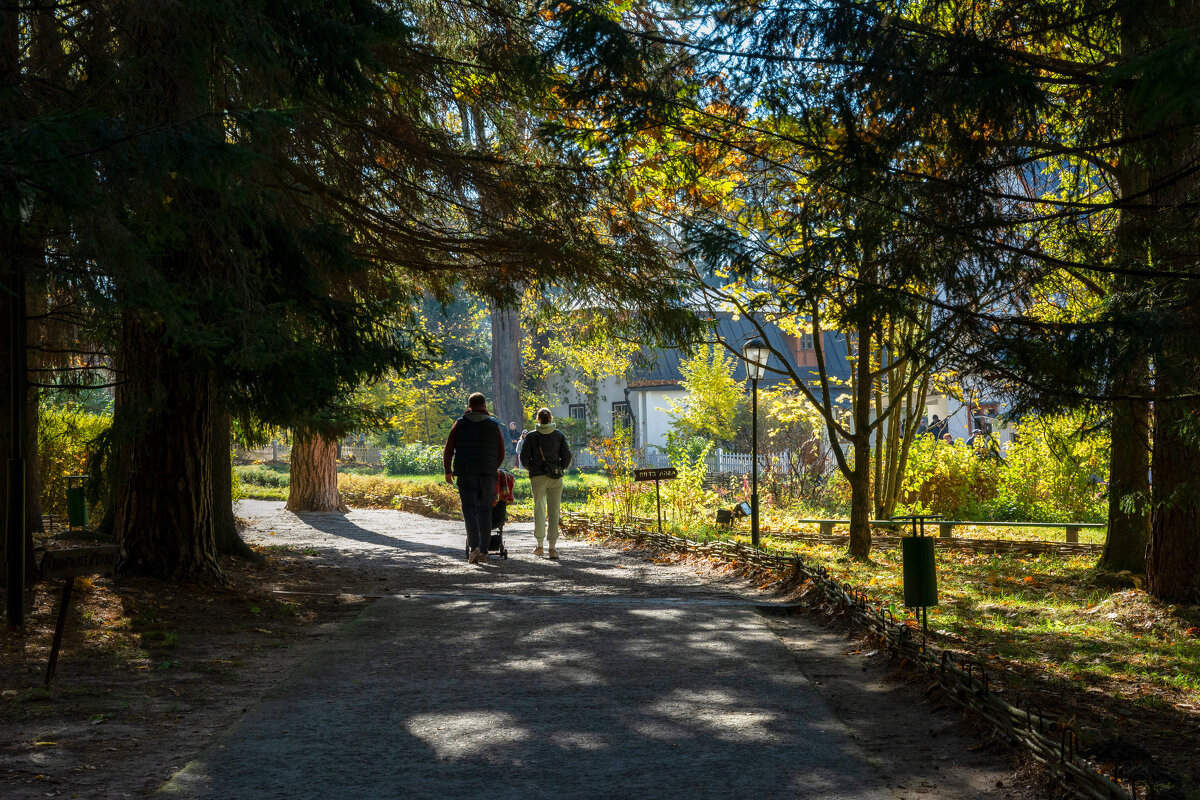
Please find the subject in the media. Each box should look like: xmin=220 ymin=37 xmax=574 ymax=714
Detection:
xmin=789 ymin=518 xmax=1105 ymax=544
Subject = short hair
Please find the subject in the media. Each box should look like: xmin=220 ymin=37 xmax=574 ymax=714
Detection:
xmin=537 ymin=407 xmax=552 ymax=424
xmin=468 ymin=392 xmax=487 ymax=409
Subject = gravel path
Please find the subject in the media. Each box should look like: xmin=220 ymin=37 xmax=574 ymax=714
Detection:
xmin=155 ymin=502 xmax=1020 ymax=799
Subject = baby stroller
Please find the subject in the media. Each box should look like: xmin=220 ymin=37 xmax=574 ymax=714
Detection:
xmin=466 ymin=469 xmax=513 ymax=560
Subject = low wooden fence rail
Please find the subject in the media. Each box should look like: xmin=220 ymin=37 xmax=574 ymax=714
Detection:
xmin=562 ymin=513 xmax=1138 ymax=800
xmin=789 ymin=518 xmax=1105 ymax=544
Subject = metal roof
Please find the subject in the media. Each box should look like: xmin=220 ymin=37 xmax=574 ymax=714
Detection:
xmin=627 ymin=313 xmax=852 ymax=391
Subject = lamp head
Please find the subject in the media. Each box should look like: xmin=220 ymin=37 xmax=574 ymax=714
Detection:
xmin=741 ymin=338 xmax=769 ymax=381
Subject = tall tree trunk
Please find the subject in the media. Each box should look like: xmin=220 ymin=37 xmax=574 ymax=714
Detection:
xmin=1 ymin=255 xmax=39 ymax=574
xmin=1126 ymin=0 xmax=1200 ymax=600
xmin=23 ymin=280 xmax=42 ymax=541
xmin=847 ymin=439 xmax=873 ymax=559
xmin=212 ymin=401 xmax=262 ymax=562
xmin=1100 ymin=365 xmax=1150 ymax=572
xmin=490 ymin=302 xmax=523 ymax=428
xmin=0 ymin=272 xmax=38 ymax=578
xmin=112 ymin=317 xmax=221 ymax=580
xmin=848 ymin=319 xmax=874 ymax=560
xmin=1146 ymin=386 xmax=1200 ymax=600
xmin=286 ymin=428 xmax=345 ymax=512
xmin=1101 ymin=12 xmax=1155 ymax=574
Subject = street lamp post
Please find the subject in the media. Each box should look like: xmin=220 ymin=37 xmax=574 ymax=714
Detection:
xmin=742 ymin=338 xmax=770 ymax=548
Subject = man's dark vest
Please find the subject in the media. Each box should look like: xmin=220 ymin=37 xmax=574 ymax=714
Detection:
xmin=453 ymin=414 xmax=500 ymax=474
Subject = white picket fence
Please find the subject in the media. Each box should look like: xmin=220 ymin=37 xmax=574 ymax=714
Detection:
xmin=571 ymin=447 xmax=794 ymax=476
xmin=236 ymin=440 xmax=785 ymax=475
xmin=235 ymin=442 xmax=382 ymax=465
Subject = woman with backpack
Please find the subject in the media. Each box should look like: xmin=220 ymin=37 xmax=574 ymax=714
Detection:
xmin=519 ymin=407 xmax=573 ymax=559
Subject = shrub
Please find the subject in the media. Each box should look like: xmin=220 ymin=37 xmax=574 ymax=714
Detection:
xmin=898 ymin=412 xmax=1107 ymax=523
xmin=338 ymin=474 xmax=461 ymax=515
xmin=381 ymin=443 xmax=443 ymax=475
xmin=994 ymin=415 xmax=1107 ymax=523
xmin=235 ymin=466 xmax=290 ymax=488
xmin=899 ymin=434 xmax=1000 ymax=518
xmin=39 ymin=407 xmax=110 ymax=522
xmin=231 ymin=454 xmax=246 ymax=503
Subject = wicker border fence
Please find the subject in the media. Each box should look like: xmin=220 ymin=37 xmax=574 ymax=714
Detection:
xmin=562 ymin=513 xmax=1143 ymax=800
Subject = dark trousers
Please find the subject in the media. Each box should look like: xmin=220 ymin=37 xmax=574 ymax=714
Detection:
xmin=457 ymin=472 xmax=497 ymax=553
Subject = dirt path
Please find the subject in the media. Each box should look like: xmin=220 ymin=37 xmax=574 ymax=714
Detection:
xmin=3 ymin=503 xmax=1029 ymax=799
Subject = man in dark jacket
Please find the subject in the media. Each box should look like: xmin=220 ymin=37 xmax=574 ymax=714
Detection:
xmin=443 ymin=392 xmax=506 ymax=564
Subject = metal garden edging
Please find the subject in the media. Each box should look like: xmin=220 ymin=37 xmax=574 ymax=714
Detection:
xmin=562 ymin=513 xmax=1139 ymax=800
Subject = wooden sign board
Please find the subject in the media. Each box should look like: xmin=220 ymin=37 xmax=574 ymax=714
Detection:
xmin=40 ymin=546 xmax=119 ymax=581
xmin=634 ymin=468 xmax=677 ymax=482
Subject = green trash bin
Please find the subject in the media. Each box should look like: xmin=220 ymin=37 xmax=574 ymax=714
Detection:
xmin=902 ymin=535 xmax=938 ymax=608
xmin=66 ymin=474 xmax=89 ymax=529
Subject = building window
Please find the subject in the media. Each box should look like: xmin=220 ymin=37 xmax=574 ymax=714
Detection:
xmin=972 ymin=402 xmax=999 ymax=434
xmin=790 ymin=328 xmax=820 ymax=367
xmin=611 ymin=401 xmax=634 ymax=436
xmin=564 ymin=404 xmax=588 ymax=447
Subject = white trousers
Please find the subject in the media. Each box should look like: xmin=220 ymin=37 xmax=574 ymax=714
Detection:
xmin=530 ymin=474 xmax=564 ymax=547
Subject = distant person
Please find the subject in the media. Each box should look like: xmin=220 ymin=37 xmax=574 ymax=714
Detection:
xmin=520 ymin=407 xmax=573 ymax=559
xmin=928 ymin=414 xmax=946 ymax=439
xmin=507 ymin=421 xmax=521 ymax=467
xmin=916 ymin=416 xmax=928 ymax=437
xmin=942 ymin=432 xmax=955 ymax=445
xmin=443 ymin=392 xmax=505 ymax=564
xmin=966 ymin=428 xmax=981 ymax=448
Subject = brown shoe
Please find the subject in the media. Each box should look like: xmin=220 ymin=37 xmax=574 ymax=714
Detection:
xmin=547 ymin=549 xmax=559 ymax=560
xmin=533 ymin=545 xmax=544 ymax=557
xmin=468 ymin=548 xmax=480 ymax=564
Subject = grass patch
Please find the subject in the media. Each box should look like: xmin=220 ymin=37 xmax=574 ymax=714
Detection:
xmin=739 ymin=531 xmax=1200 ymax=704
xmin=240 ymin=484 xmax=288 ymax=500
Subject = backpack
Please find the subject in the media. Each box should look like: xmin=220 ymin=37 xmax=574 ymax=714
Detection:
xmin=536 ymin=433 xmax=565 ymax=480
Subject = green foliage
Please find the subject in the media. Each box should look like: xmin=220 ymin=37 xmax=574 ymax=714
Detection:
xmin=665 ymin=345 xmax=745 ymax=450
xmin=381 ymin=443 xmax=444 ymax=475
xmin=231 ymin=451 xmax=247 ymax=503
xmin=899 ymin=436 xmax=1000 ymax=519
xmin=235 ymin=466 xmax=291 ymax=488
xmin=994 ymin=416 xmax=1108 ymax=523
xmin=661 ymin=440 xmax=716 ymax=529
xmin=38 ymin=407 xmax=110 ymax=522
xmin=589 ymin=427 xmax=644 ymax=523
xmin=899 ymin=412 xmax=1108 ymax=522
xmin=557 ymin=416 xmax=588 ymax=448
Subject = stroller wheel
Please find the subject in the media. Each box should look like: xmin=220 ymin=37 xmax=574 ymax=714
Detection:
xmin=501 ymin=547 xmax=508 ymax=560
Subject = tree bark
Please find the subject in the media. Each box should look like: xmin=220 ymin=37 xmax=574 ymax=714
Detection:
xmin=286 ymin=428 xmax=346 ymax=512
xmin=1100 ymin=368 xmax=1150 ymax=572
xmin=0 ymin=233 xmax=40 ymax=580
xmin=847 ymin=437 xmax=873 ymax=559
xmin=847 ymin=318 xmax=875 ymax=560
xmin=490 ymin=301 xmax=524 ymax=428
xmin=111 ymin=317 xmax=221 ymax=580
xmin=212 ymin=402 xmax=262 ymax=563
xmin=1125 ymin=0 xmax=1200 ymax=600
xmin=1146 ymin=387 xmax=1200 ymax=600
